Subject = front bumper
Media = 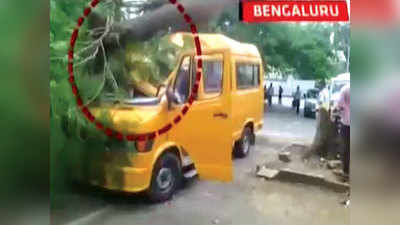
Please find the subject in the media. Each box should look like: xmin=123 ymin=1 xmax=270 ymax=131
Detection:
xmin=89 ymin=164 xmax=151 ymax=193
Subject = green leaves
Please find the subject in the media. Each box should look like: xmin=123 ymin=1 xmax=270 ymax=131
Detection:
xmin=215 ymin=8 xmax=349 ymax=81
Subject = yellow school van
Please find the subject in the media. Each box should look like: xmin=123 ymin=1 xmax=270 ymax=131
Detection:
xmin=89 ymin=33 xmax=264 ymax=202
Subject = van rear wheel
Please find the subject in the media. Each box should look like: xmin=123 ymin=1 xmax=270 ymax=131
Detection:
xmin=147 ymin=152 xmax=182 ymax=202
xmin=234 ymin=127 xmax=253 ymax=158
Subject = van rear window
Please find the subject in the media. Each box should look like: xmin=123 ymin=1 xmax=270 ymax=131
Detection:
xmin=236 ymin=63 xmax=260 ymax=89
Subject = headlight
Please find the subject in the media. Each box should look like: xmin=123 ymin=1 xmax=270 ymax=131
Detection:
xmin=135 ymin=139 xmax=154 ymax=152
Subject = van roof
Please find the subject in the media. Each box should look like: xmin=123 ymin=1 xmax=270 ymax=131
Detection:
xmin=171 ymin=32 xmax=261 ymax=58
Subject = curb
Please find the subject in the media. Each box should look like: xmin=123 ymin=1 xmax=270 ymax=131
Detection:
xmin=276 ymin=168 xmax=349 ymax=193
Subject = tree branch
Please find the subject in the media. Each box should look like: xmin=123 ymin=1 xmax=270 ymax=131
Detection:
xmin=89 ymin=0 xmax=237 ymax=44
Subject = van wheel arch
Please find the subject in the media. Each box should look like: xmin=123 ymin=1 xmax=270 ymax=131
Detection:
xmin=162 ymin=146 xmax=182 ymax=164
xmin=147 ymin=147 xmax=182 ymax=202
xmin=234 ymin=124 xmax=255 ymax=158
xmin=245 ymin=122 xmax=255 ymax=145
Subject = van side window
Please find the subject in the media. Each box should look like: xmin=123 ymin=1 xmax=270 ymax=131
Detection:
xmin=203 ymin=60 xmax=223 ymax=93
xmin=253 ymin=64 xmax=260 ymax=86
xmin=174 ymin=56 xmax=191 ymax=103
xmin=236 ymin=63 xmax=260 ymax=89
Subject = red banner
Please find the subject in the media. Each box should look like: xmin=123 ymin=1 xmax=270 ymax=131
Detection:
xmin=240 ymin=0 xmax=349 ymax=22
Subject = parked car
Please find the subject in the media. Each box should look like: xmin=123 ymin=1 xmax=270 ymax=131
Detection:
xmin=303 ymin=88 xmax=319 ymax=118
xmin=89 ymin=33 xmax=265 ymax=202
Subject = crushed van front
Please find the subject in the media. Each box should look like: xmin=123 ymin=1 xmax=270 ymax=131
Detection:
xmin=86 ymin=98 xmax=169 ymax=192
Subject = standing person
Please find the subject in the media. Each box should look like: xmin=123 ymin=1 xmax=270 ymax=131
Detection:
xmin=293 ymin=86 xmax=301 ymax=115
xmin=278 ymin=85 xmax=283 ymax=104
xmin=264 ymin=84 xmax=267 ymax=99
xmin=338 ymin=84 xmax=350 ymax=176
xmin=267 ymin=83 xmax=274 ymax=106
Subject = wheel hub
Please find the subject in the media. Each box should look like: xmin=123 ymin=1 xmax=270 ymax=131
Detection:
xmin=156 ymin=168 xmax=173 ymax=190
xmin=243 ymin=135 xmax=250 ymax=154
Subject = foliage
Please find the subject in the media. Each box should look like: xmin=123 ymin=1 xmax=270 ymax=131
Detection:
xmin=50 ymin=0 xmax=137 ymax=206
xmin=50 ymin=0 xmax=185 ymax=206
xmin=214 ymin=9 xmax=350 ymax=81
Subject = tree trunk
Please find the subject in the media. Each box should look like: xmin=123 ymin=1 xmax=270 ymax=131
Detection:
xmin=89 ymin=0 xmax=236 ymax=44
xmin=310 ymin=108 xmax=341 ymax=159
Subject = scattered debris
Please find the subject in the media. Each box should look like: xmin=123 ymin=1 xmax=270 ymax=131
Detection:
xmin=327 ymin=160 xmax=342 ymax=170
xmin=332 ymin=168 xmax=348 ymax=179
xmin=340 ymin=199 xmax=350 ymax=208
xmin=255 ymin=165 xmax=261 ymax=173
xmin=257 ymin=142 xmax=350 ymax=193
xmin=256 ymin=166 xmax=279 ymax=179
xmin=212 ymin=218 xmax=220 ymax=224
xmin=278 ymin=151 xmax=291 ymax=162
xmin=341 ymin=192 xmax=351 ymax=207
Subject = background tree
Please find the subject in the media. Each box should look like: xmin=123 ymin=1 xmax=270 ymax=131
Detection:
xmin=214 ymin=9 xmax=349 ymax=81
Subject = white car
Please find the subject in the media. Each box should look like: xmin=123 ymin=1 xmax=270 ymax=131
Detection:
xmin=304 ymin=88 xmax=319 ymax=118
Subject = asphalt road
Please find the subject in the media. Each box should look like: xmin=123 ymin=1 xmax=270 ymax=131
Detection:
xmin=56 ymin=97 xmax=348 ymax=225
xmin=261 ymin=96 xmax=317 ymax=141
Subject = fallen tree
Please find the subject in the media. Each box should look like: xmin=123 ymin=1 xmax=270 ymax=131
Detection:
xmin=85 ymin=0 xmax=237 ymax=97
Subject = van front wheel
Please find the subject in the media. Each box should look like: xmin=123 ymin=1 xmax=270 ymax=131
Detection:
xmin=147 ymin=152 xmax=182 ymax=202
xmin=234 ymin=127 xmax=253 ymax=158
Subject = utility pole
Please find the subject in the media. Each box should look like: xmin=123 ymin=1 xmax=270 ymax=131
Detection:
xmin=346 ymin=44 xmax=350 ymax=72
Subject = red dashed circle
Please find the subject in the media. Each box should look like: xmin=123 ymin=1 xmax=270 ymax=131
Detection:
xmin=68 ymin=0 xmax=203 ymax=141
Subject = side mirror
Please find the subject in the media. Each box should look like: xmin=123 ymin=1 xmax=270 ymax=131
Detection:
xmin=166 ymin=85 xmax=174 ymax=110
xmin=166 ymin=83 xmax=180 ymax=110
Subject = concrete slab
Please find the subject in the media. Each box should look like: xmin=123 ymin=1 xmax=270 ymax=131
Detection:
xmin=256 ymin=166 xmax=279 ymax=179
xmin=278 ymin=151 xmax=291 ymax=162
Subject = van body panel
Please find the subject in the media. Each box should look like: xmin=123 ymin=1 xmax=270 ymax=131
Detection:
xmin=87 ymin=134 xmax=177 ymax=193
xmin=90 ymin=101 xmax=168 ymax=134
xmin=231 ymin=56 xmax=264 ymax=143
xmin=86 ymin=33 xmax=264 ymax=192
xmin=168 ymin=50 xmax=233 ymax=181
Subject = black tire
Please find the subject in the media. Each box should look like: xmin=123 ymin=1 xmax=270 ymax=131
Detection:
xmin=304 ymin=108 xmax=309 ymax=118
xmin=234 ymin=127 xmax=253 ymax=158
xmin=311 ymin=112 xmax=316 ymax=119
xmin=147 ymin=152 xmax=182 ymax=202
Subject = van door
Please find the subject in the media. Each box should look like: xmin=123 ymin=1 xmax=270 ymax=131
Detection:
xmin=168 ymin=52 xmax=233 ymax=181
